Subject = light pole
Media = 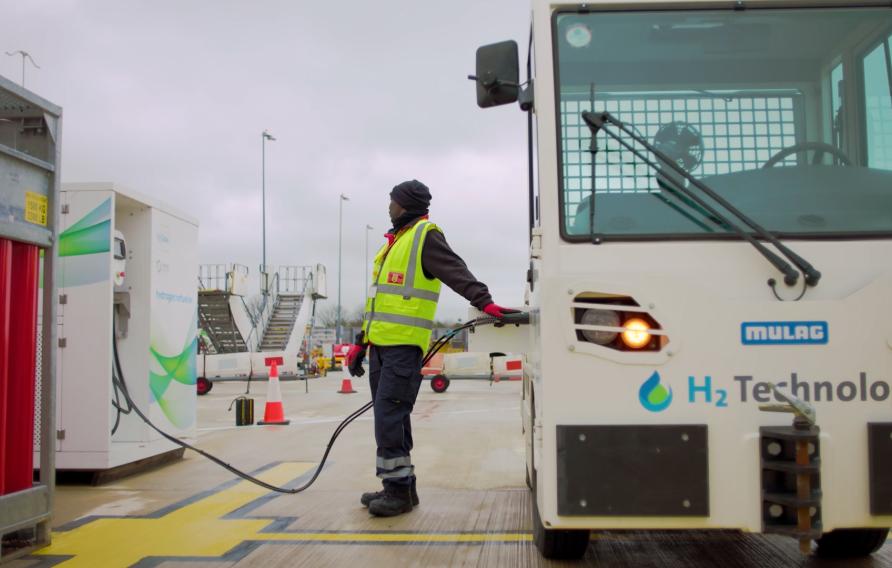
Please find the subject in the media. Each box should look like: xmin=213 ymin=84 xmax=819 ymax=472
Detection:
xmin=261 ymin=130 xmax=276 ymax=287
xmin=364 ymin=224 xmax=374 ymax=307
xmin=336 ymin=193 xmax=349 ymax=344
xmin=4 ymin=51 xmax=39 ymax=87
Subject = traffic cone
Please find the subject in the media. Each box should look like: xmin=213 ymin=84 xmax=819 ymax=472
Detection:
xmin=258 ymin=362 xmax=290 ymax=425
xmin=338 ymin=375 xmax=356 ymax=394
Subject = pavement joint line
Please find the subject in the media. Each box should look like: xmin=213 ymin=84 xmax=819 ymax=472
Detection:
xmin=197 ymin=405 xmax=519 ymax=432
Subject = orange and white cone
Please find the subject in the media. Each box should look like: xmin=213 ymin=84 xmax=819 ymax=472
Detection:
xmin=258 ymin=362 xmax=290 ymax=425
xmin=338 ymin=375 xmax=356 ymax=394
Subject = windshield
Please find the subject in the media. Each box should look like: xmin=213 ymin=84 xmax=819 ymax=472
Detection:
xmin=555 ymin=7 xmax=892 ymax=239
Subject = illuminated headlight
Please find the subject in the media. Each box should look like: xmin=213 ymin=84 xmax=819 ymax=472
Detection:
xmin=572 ymin=293 xmax=665 ymax=352
xmin=621 ymin=318 xmax=652 ymax=349
xmin=580 ymin=309 xmax=621 ymax=345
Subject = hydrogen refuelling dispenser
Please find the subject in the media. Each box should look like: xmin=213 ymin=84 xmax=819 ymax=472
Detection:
xmin=36 ymin=183 xmax=199 ymax=472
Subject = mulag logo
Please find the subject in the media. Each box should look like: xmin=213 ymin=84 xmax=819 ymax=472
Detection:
xmin=741 ymin=321 xmax=828 ymax=345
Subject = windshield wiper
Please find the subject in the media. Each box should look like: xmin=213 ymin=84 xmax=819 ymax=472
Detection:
xmin=583 ymin=127 xmax=720 ymax=237
xmin=581 ymin=111 xmax=821 ymax=288
xmin=654 ymin=174 xmax=727 ymax=232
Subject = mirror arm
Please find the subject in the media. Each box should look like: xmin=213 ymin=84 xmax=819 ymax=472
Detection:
xmin=467 ymin=75 xmax=533 ymax=111
xmin=467 ymin=74 xmax=525 ymax=90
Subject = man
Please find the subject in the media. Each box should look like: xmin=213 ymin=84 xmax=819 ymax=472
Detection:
xmin=344 ymin=179 xmax=514 ymax=517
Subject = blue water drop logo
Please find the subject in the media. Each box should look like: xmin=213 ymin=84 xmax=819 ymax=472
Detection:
xmin=639 ymin=371 xmax=673 ymax=412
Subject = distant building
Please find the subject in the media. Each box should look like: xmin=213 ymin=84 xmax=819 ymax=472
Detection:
xmin=309 ymin=328 xmax=337 ymax=347
xmin=310 ymin=326 xmax=360 ymax=347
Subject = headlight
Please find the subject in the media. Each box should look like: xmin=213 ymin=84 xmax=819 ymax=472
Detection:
xmin=621 ymin=318 xmax=652 ymax=349
xmin=580 ymin=309 xmax=621 ymax=345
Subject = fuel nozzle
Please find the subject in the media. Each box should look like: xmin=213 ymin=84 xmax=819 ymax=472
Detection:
xmin=492 ymin=310 xmax=530 ymax=328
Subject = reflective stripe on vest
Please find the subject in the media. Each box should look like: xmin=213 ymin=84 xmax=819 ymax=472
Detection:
xmin=373 ymin=283 xmax=440 ymax=302
xmin=364 ymin=220 xmax=441 ymax=350
xmin=362 ymin=311 xmax=434 ymax=330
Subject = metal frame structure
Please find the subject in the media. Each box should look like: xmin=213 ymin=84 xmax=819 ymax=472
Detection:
xmin=0 ymin=73 xmax=61 ymax=559
xmin=559 ymin=91 xmax=805 ymax=201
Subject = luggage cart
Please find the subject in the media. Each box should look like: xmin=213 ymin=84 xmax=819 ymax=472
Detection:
xmin=426 ymin=351 xmax=524 ymax=393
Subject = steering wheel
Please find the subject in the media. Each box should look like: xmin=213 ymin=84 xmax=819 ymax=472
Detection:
xmin=763 ymin=142 xmax=852 ymax=168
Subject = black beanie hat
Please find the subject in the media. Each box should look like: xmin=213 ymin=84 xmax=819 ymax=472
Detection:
xmin=390 ymin=179 xmax=432 ymax=211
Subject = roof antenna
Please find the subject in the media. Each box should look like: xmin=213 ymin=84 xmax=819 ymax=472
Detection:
xmin=5 ymin=50 xmax=40 ymax=87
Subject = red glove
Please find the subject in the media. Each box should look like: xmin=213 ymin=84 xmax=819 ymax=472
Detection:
xmin=483 ymin=303 xmax=518 ymax=319
xmin=345 ymin=344 xmax=366 ymax=377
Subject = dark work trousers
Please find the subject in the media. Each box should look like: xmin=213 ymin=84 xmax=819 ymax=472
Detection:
xmin=368 ymin=344 xmax=424 ymax=488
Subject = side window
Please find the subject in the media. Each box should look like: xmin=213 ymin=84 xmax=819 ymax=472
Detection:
xmin=830 ymin=63 xmax=844 ymax=150
xmin=531 ymin=113 xmax=540 ymax=227
xmin=528 ymin=37 xmax=541 ymax=229
xmin=862 ymin=35 xmax=892 ymax=170
xmin=114 ymin=237 xmax=126 ymax=260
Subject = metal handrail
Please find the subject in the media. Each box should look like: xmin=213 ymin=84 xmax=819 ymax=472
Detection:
xmin=198 ymin=264 xmax=228 ymax=291
xmin=255 ymin=271 xmax=280 ymax=351
xmin=279 ymin=265 xmax=313 ymax=294
xmin=241 ymin=295 xmax=262 ymax=351
xmin=198 ymin=263 xmax=250 ymax=292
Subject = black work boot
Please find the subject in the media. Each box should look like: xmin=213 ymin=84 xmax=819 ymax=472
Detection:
xmin=368 ymin=484 xmax=414 ymax=517
xmin=361 ymin=478 xmax=419 ymax=507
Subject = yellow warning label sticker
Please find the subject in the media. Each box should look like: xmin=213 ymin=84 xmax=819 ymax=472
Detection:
xmin=25 ymin=191 xmax=48 ymax=226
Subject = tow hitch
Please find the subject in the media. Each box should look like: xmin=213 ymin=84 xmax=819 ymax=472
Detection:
xmin=759 ymin=384 xmax=821 ymax=554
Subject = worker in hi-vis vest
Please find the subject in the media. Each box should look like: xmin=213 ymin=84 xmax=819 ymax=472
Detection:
xmin=344 ymin=179 xmax=515 ymax=517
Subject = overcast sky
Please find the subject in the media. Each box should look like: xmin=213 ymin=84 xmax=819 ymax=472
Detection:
xmin=2 ymin=0 xmax=530 ymax=321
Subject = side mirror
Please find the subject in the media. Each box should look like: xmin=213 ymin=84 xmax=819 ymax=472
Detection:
xmin=471 ymin=40 xmax=519 ymax=108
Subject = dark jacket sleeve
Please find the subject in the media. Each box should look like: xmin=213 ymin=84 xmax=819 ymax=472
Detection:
xmin=421 ymin=230 xmax=493 ymax=310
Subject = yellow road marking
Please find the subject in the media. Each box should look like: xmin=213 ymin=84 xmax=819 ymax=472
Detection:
xmin=35 ymin=463 xmax=313 ymax=568
xmin=32 ymin=462 xmax=531 ymax=567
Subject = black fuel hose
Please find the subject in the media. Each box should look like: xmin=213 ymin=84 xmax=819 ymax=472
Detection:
xmin=111 ymin=313 xmax=526 ymax=494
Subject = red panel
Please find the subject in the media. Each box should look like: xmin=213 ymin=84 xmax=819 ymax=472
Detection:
xmin=0 ymin=239 xmax=13 ymax=495
xmin=265 ymin=356 xmax=284 ymax=367
xmin=506 ymin=360 xmax=523 ymax=371
xmin=5 ymin=242 xmax=39 ymax=493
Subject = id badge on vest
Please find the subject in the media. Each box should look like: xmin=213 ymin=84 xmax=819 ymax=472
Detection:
xmin=386 ymin=271 xmax=405 ymax=285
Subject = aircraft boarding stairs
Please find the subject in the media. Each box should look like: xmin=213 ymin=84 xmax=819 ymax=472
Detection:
xmin=197 ymin=265 xmax=252 ymax=354
xmin=197 ymin=264 xmax=327 ymax=388
xmin=259 ymin=294 xmax=304 ymax=351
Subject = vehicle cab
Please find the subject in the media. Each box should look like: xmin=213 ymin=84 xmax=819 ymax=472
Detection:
xmin=474 ymin=0 xmax=892 ymax=559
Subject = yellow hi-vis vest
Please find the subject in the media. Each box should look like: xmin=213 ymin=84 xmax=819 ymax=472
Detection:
xmin=363 ymin=220 xmax=442 ymax=350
